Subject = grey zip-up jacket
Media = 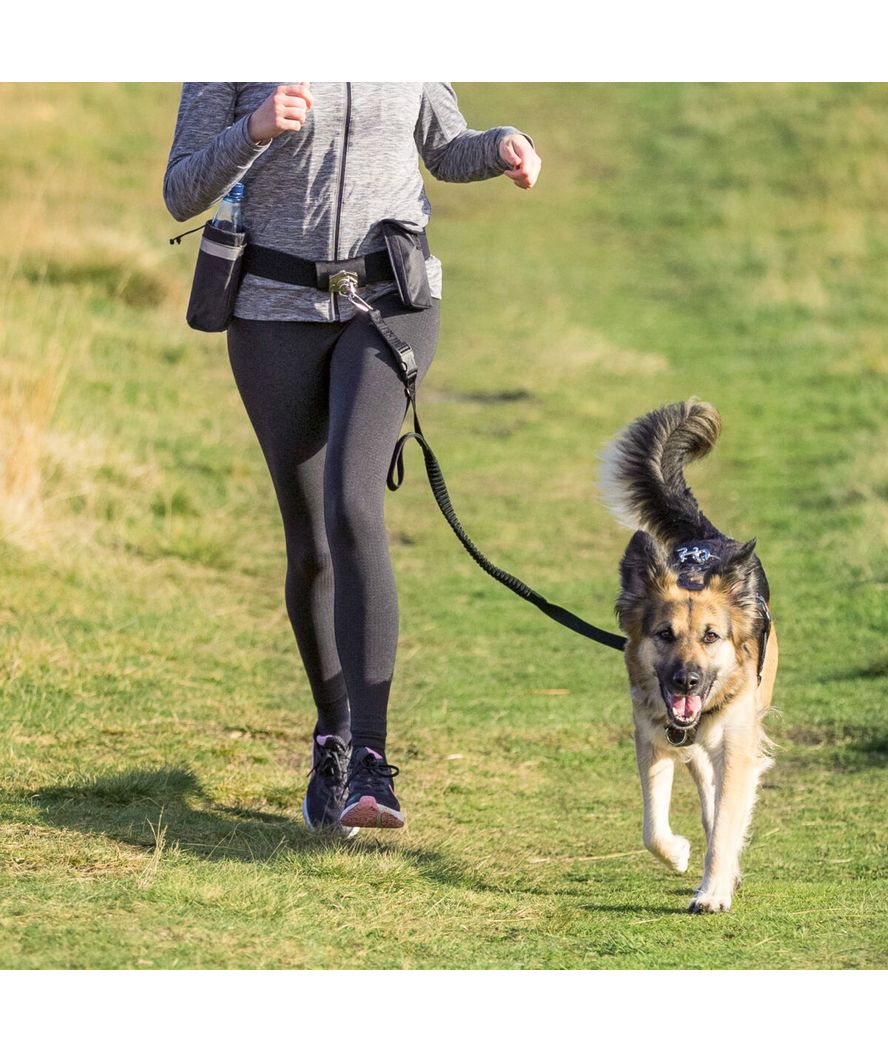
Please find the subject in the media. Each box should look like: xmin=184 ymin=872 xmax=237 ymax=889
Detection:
xmin=164 ymin=82 xmax=529 ymax=322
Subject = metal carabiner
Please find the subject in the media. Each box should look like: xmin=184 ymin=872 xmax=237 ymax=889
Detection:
xmin=328 ymin=269 xmax=372 ymax=313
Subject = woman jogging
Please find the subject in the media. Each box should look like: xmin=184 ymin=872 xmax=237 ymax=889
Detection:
xmin=164 ymin=82 xmax=540 ymax=834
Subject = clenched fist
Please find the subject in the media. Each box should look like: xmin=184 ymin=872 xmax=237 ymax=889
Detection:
xmin=248 ymin=83 xmax=313 ymax=144
xmin=499 ymin=133 xmax=541 ymax=189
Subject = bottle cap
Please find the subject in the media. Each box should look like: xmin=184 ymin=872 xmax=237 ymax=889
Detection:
xmin=224 ymin=182 xmax=245 ymax=202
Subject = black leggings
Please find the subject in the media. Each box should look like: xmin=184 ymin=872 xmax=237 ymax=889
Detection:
xmin=227 ymin=294 xmax=441 ymax=753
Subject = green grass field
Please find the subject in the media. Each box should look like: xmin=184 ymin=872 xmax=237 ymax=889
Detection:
xmin=0 ymin=83 xmax=885 ymax=969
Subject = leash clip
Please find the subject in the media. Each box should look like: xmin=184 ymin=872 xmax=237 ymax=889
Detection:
xmin=329 ymin=270 xmax=372 ymax=313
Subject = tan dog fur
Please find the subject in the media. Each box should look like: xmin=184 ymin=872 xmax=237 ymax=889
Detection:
xmin=624 ymin=580 xmax=777 ymax=913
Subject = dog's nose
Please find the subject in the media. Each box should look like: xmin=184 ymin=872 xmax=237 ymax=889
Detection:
xmin=671 ymin=667 xmax=702 ymax=693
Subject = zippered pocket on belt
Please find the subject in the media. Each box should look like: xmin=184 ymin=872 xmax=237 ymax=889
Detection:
xmin=381 ymin=220 xmax=433 ymax=310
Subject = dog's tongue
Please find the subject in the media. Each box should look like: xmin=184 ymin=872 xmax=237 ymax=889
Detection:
xmin=670 ymin=695 xmax=703 ymax=721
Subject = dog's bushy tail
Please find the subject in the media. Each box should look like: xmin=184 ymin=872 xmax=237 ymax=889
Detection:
xmin=600 ymin=398 xmax=722 ymax=546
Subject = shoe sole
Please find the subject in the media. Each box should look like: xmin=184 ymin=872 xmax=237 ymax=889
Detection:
xmin=302 ymin=797 xmax=359 ymax=839
xmin=340 ymin=795 xmax=405 ymax=829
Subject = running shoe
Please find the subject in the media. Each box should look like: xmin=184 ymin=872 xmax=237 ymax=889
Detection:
xmin=302 ymin=733 xmax=357 ymax=838
xmin=340 ymin=747 xmax=405 ymax=829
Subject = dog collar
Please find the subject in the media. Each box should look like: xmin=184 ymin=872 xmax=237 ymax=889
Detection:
xmin=666 ymin=723 xmax=697 ymax=747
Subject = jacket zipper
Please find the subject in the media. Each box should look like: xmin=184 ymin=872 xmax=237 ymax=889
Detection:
xmin=331 ymin=81 xmax=352 ymax=321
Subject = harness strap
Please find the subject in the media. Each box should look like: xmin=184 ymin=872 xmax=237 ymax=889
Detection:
xmin=756 ymin=595 xmax=772 ymax=685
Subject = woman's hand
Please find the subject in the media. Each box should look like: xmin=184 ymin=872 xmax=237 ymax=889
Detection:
xmin=500 ymin=133 xmax=541 ymax=189
xmin=248 ymin=83 xmax=313 ymax=144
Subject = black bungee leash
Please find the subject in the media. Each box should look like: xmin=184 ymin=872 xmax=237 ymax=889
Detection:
xmin=331 ymin=274 xmax=628 ymax=654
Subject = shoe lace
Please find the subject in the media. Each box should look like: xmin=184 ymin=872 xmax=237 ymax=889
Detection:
xmin=353 ymin=753 xmax=400 ymax=790
xmin=311 ymin=742 xmax=349 ymax=782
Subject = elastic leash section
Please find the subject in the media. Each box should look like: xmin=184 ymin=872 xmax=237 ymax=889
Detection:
xmin=331 ymin=274 xmax=627 ymax=654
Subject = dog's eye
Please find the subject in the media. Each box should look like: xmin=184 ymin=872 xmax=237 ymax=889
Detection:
xmin=703 ymin=630 xmax=720 ymax=644
xmin=656 ymin=628 xmax=675 ymax=642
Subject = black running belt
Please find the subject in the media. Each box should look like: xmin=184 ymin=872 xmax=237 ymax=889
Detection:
xmin=243 ymin=232 xmax=431 ymax=290
xmin=368 ymin=307 xmax=628 ymax=653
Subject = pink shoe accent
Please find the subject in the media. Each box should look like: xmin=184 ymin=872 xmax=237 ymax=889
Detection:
xmin=340 ymin=795 xmax=405 ymax=829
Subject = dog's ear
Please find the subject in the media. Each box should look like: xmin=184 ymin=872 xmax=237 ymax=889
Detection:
xmin=713 ymin=538 xmax=760 ymax=618
xmin=616 ymin=531 xmax=671 ymax=630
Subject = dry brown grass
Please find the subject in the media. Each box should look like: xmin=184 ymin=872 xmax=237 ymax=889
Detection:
xmin=0 ymin=347 xmax=67 ymax=548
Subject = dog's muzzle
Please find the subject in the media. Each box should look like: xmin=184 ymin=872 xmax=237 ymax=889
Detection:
xmin=661 ymin=680 xmax=710 ymax=747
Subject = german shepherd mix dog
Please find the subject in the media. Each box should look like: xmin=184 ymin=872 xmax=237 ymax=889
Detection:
xmin=601 ymin=400 xmax=778 ymax=914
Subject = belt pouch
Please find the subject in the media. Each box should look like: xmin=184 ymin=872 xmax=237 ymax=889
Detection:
xmin=186 ymin=222 xmax=247 ymax=332
xmin=381 ymin=220 xmax=432 ymax=310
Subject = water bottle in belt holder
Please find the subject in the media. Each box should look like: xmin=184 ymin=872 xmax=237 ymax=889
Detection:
xmin=185 ymin=183 xmax=247 ymax=332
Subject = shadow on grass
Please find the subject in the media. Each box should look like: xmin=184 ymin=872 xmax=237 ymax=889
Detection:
xmin=842 ymin=733 xmax=888 ymax=770
xmin=817 ymin=658 xmax=888 ymax=683
xmin=15 ymin=766 xmax=466 ymax=882
xmin=12 ymin=767 xmax=705 ymax=912
xmin=779 ymin=724 xmax=888 ymax=771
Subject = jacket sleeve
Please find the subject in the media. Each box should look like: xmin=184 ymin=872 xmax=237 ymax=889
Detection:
xmin=414 ymin=83 xmax=532 ymax=183
xmin=163 ymin=83 xmax=270 ymax=222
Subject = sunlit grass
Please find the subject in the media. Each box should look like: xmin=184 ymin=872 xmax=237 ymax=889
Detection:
xmin=0 ymin=83 xmax=885 ymax=969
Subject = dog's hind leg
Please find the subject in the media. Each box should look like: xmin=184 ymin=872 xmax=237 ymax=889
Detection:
xmin=635 ymin=730 xmax=691 ymax=873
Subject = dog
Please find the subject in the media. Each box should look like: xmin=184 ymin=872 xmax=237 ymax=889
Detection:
xmin=601 ymin=399 xmax=778 ymax=913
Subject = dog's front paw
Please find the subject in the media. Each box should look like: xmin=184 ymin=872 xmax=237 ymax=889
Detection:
xmin=666 ymin=835 xmax=691 ymax=873
xmin=689 ymin=888 xmax=733 ymax=914
xmin=647 ymin=835 xmax=691 ymax=873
